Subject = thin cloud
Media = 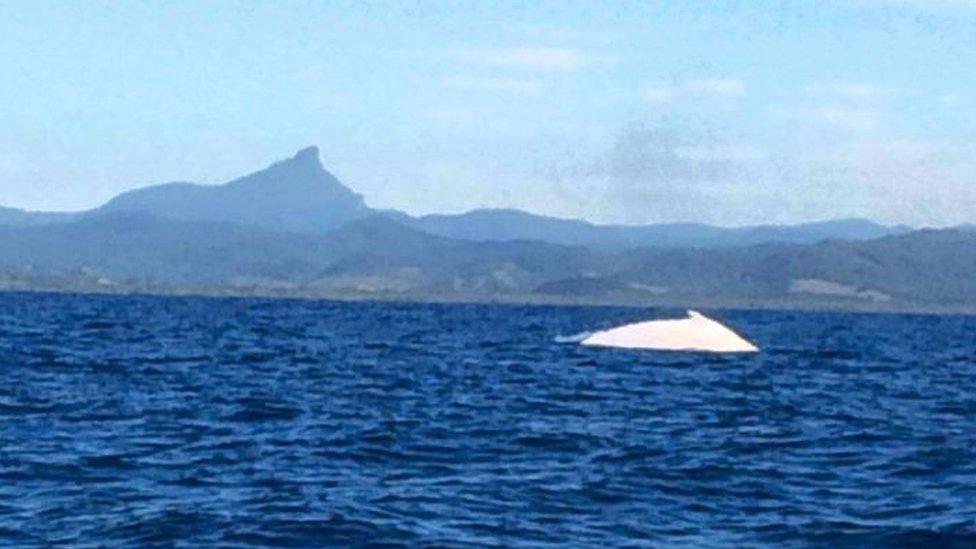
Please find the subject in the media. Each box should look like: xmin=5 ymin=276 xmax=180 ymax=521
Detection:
xmin=807 ymin=82 xmax=880 ymax=100
xmin=674 ymin=144 xmax=765 ymax=163
xmin=866 ymin=0 xmax=976 ymax=6
xmin=770 ymin=105 xmax=880 ymax=131
xmin=937 ymin=92 xmax=962 ymax=106
xmin=457 ymin=47 xmax=597 ymax=71
xmin=819 ymin=107 xmax=880 ymax=130
xmin=642 ymin=78 xmax=745 ymax=103
xmin=581 ymin=122 xmax=766 ymax=223
xmin=441 ymin=76 xmax=544 ymax=94
xmin=687 ymin=78 xmax=746 ymax=96
xmin=426 ymin=107 xmax=476 ymax=127
xmin=643 ymin=83 xmax=679 ymax=103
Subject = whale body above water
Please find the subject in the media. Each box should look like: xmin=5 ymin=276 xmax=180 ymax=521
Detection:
xmin=581 ymin=310 xmax=758 ymax=353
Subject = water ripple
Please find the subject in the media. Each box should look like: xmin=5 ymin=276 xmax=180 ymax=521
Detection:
xmin=1 ymin=293 xmax=975 ymax=546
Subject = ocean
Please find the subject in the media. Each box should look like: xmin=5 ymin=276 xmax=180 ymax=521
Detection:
xmin=1 ymin=292 xmax=975 ymax=547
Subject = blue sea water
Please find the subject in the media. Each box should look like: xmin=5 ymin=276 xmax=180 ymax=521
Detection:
xmin=1 ymin=292 xmax=975 ymax=548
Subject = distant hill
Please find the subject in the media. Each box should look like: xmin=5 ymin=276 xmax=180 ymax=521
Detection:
xmin=0 ymin=145 xmax=973 ymax=311
xmin=0 ymin=206 xmax=76 ymax=227
xmin=96 ymin=146 xmax=370 ymax=233
xmin=0 ymin=212 xmax=601 ymax=297
xmin=407 ymin=209 xmax=907 ymax=249
xmin=537 ymin=229 xmax=976 ymax=308
xmin=0 ymin=146 xmax=909 ymax=249
xmin=0 ymin=209 xmax=974 ymax=311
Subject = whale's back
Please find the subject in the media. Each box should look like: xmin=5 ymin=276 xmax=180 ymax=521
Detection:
xmin=581 ymin=310 xmax=758 ymax=352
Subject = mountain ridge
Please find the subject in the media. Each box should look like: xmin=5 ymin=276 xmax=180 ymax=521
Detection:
xmin=0 ymin=146 xmax=913 ymax=249
xmin=96 ymin=146 xmax=369 ymax=233
xmin=0 ymin=210 xmax=973 ymax=312
xmin=1 ymin=146 xmax=973 ymax=312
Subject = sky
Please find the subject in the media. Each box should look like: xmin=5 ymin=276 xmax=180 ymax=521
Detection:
xmin=1 ymin=0 xmax=975 ymax=226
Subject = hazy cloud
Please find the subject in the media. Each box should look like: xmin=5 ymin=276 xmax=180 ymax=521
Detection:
xmin=937 ymin=92 xmax=962 ymax=106
xmin=538 ymin=113 xmax=976 ymax=226
xmin=687 ymin=78 xmax=746 ymax=96
xmin=425 ymin=107 xmax=476 ymax=127
xmin=441 ymin=76 xmax=544 ymax=94
xmin=819 ymin=107 xmax=880 ymax=130
xmin=601 ymin=124 xmax=752 ymax=182
xmin=457 ymin=47 xmax=597 ymax=71
xmin=540 ymin=121 xmax=771 ymax=223
xmin=673 ymin=144 xmax=766 ymax=163
xmin=642 ymin=78 xmax=745 ymax=103
xmin=806 ymin=82 xmax=881 ymax=100
xmin=770 ymin=105 xmax=881 ymax=131
xmin=865 ymin=0 xmax=976 ymax=7
xmin=783 ymin=137 xmax=976 ymax=225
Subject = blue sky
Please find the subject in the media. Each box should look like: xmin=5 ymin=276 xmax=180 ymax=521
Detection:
xmin=1 ymin=0 xmax=974 ymax=225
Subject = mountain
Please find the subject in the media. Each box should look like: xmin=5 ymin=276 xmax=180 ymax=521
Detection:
xmin=537 ymin=229 xmax=976 ymax=307
xmin=0 ymin=146 xmax=908 ymax=249
xmin=0 ymin=206 xmax=76 ymax=227
xmin=0 ymin=212 xmax=324 ymax=283
xmin=0 ymin=210 xmax=974 ymax=310
xmin=96 ymin=146 xmax=370 ymax=233
xmin=407 ymin=209 xmax=907 ymax=249
xmin=0 ymin=212 xmax=605 ymax=299
xmin=1 ymin=145 xmax=973 ymax=311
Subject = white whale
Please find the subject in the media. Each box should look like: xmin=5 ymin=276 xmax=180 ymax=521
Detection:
xmin=581 ymin=310 xmax=758 ymax=352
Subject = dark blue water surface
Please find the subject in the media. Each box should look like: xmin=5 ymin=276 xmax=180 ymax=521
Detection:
xmin=1 ymin=292 xmax=976 ymax=547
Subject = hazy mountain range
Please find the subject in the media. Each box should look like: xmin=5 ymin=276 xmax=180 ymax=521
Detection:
xmin=0 ymin=146 xmax=973 ymax=312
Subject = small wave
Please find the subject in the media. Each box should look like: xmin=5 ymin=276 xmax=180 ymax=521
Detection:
xmin=554 ymin=331 xmax=591 ymax=344
xmin=3 ymin=293 xmax=975 ymax=547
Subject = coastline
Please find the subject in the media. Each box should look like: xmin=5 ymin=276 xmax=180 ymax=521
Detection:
xmin=4 ymin=283 xmax=975 ymax=317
